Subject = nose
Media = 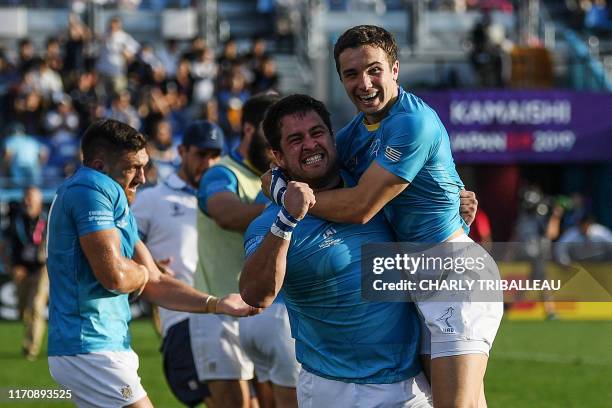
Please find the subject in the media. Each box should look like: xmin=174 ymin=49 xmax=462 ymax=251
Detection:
xmin=135 ymin=167 xmax=146 ymax=185
xmin=358 ymin=72 xmax=372 ymax=90
xmin=302 ymin=134 xmax=319 ymax=150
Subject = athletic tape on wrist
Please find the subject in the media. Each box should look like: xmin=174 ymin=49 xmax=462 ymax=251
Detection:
xmin=270 ymin=207 xmax=299 ymax=240
xmin=270 ymin=168 xmax=288 ymax=206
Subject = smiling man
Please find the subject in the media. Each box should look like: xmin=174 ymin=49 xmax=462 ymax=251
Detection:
xmin=241 ymin=94 xmax=431 ymax=407
xmin=46 ymin=119 xmax=259 ymax=408
xmin=265 ymin=26 xmax=501 ymax=408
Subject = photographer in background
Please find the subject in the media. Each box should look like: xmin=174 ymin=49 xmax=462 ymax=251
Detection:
xmin=5 ymin=186 xmax=49 ymax=361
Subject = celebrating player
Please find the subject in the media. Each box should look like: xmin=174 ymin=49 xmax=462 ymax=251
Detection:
xmin=46 ymin=119 xmax=259 ymax=408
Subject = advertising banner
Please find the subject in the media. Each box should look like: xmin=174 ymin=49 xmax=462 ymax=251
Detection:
xmin=417 ymin=90 xmax=612 ymax=163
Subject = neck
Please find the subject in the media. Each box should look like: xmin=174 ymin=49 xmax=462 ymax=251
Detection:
xmin=176 ymin=168 xmax=195 ymax=188
xmin=311 ymin=171 xmax=343 ymax=193
xmin=237 ymin=139 xmax=249 ymax=161
xmin=364 ymin=87 xmax=399 ymax=124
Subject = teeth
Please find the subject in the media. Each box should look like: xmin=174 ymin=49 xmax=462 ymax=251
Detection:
xmin=304 ymin=154 xmax=322 ymax=165
xmin=360 ymin=92 xmax=378 ymax=101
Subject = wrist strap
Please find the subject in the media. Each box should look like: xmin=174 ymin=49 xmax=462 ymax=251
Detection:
xmin=204 ymin=295 xmax=218 ymax=314
xmin=270 ymin=208 xmax=299 ymax=240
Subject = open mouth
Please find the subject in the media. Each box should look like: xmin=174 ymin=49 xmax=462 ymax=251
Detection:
xmin=302 ymin=153 xmax=323 ymax=166
xmin=358 ymin=91 xmax=379 ymax=103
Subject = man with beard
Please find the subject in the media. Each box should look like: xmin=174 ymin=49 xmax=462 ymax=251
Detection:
xmin=191 ymin=94 xmax=299 ymax=408
xmin=241 ymin=94 xmax=432 ymax=407
xmin=131 ymin=120 xmax=223 ymax=407
xmin=46 ymin=119 xmax=258 ymax=408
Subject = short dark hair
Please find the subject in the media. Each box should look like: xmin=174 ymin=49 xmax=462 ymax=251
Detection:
xmin=81 ymin=119 xmax=147 ymax=166
xmin=333 ymin=25 xmax=398 ymax=75
xmin=242 ymin=93 xmax=281 ymax=130
xmin=262 ymin=94 xmax=333 ymax=151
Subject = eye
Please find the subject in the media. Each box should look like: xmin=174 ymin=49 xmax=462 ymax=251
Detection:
xmin=369 ymin=67 xmax=382 ymax=74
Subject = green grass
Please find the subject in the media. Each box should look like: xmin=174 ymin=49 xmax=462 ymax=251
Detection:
xmin=0 ymin=319 xmax=611 ymax=407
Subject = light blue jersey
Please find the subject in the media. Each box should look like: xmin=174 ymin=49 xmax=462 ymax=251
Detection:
xmin=336 ymin=87 xmax=467 ymax=243
xmin=47 ymin=167 xmax=139 ymax=356
xmin=244 ymin=206 xmax=421 ymax=384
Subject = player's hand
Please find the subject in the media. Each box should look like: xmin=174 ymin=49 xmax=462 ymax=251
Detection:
xmin=217 ymin=293 xmax=262 ymax=317
xmin=284 ymin=181 xmax=315 ymax=220
xmin=155 ymin=258 xmax=175 ymax=277
xmin=459 ymin=189 xmax=478 ymax=226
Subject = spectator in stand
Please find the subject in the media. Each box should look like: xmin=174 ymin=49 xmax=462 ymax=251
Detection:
xmin=6 ymin=186 xmax=49 ymax=361
xmin=70 ymin=71 xmax=101 ymax=134
xmin=105 ymin=89 xmax=141 ymax=130
xmin=183 ymin=36 xmax=207 ymax=62
xmin=217 ymin=38 xmax=241 ymax=79
xmin=191 ymin=47 xmax=218 ymax=106
xmin=17 ymin=38 xmax=36 ymax=75
xmin=44 ymin=94 xmax=81 ymax=178
xmin=96 ymin=16 xmax=140 ymax=100
xmin=252 ymin=55 xmax=280 ymax=94
xmin=34 ymin=59 xmax=64 ymax=101
xmin=63 ymin=13 xmax=92 ymax=86
xmin=131 ymin=43 xmax=166 ymax=87
xmin=584 ymin=0 xmax=612 ymax=33
xmin=217 ymin=68 xmax=251 ymax=151
xmin=146 ymin=119 xmax=179 ymax=182
xmin=13 ymin=89 xmax=46 ymax=137
xmin=2 ymin=123 xmax=48 ymax=187
xmin=158 ymin=39 xmax=181 ymax=78
xmin=45 ymin=37 xmax=63 ymax=74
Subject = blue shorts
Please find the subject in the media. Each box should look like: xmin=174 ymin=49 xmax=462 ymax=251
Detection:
xmin=161 ymin=319 xmax=211 ymax=407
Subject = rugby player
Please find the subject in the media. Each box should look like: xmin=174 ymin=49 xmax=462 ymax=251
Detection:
xmin=267 ymin=26 xmax=502 ymax=407
xmin=132 ymin=120 xmax=223 ymax=407
xmin=241 ymin=94 xmax=432 ymax=407
xmin=46 ymin=119 xmax=258 ymax=408
xmin=192 ymin=94 xmax=299 ymax=408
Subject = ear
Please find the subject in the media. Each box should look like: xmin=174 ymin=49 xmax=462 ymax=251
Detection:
xmin=243 ymin=122 xmax=255 ymax=143
xmin=271 ymin=149 xmax=286 ymax=168
xmin=177 ymin=144 xmax=187 ymax=159
xmin=90 ymin=158 xmax=106 ymax=173
xmin=392 ymin=60 xmax=399 ymax=81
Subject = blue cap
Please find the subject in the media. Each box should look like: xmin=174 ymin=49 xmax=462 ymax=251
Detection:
xmin=182 ymin=120 xmax=224 ymax=151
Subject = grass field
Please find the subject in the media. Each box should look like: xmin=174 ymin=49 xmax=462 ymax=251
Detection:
xmin=1 ymin=319 xmax=611 ymax=407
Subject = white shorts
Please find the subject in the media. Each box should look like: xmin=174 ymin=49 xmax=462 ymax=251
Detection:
xmin=297 ymin=369 xmax=432 ymax=408
xmin=416 ymin=234 xmax=504 ymax=358
xmin=48 ymin=350 xmax=147 ymax=408
xmin=189 ymin=313 xmax=254 ymax=381
xmin=239 ymin=302 xmax=300 ymax=388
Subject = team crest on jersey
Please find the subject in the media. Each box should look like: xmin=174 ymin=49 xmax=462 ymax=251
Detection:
xmin=319 ymin=227 xmax=342 ymax=249
xmin=384 ymin=146 xmax=402 ymax=162
xmin=368 ymin=138 xmax=381 ymax=157
xmin=170 ymin=202 xmax=185 ymax=217
xmin=436 ymin=307 xmax=456 ymax=334
xmin=120 ymin=385 xmax=133 ymax=400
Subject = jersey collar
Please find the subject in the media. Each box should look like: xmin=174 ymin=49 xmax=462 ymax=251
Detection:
xmin=164 ymin=173 xmax=197 ymax=196
xmin=360 ymin=86 xmax=405 ymax=132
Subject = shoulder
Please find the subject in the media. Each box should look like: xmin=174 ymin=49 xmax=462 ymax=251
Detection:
xmin=383 ymin=109 xmax=440 ymax=143
xmin=203 ymin=163 xmax=237 ymax=183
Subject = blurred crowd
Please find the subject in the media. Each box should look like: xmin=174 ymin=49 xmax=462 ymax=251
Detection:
xmin=0 ymin=14 xmax=280 ymax=188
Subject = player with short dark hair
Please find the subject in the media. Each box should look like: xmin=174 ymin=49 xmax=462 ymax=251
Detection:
xmin=46 ymin=118 xmax=258 ymax=408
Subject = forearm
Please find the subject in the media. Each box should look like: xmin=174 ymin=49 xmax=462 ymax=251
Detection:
xmin=211 ymin=202 xmax=266 ymax=232
xmin=239 ymin=234 xmax=289 ymax=308
xmin=141 ymin=274 xmax=214 ymax=313
xmin=310 ymin=186 xmax=374 ymax=224
xmin=109 ymin=257 xmax=147 ymax=294
xmin=132 ymin=240 xmax=162 ymax=281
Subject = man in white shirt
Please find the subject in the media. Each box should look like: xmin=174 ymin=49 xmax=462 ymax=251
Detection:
xmin=96 ymin=16 xmax=140 ymax=98
xmin=131 ymin=120 xmax=224 ymax=407
xmin=554 ymin=214 xmax=612 ymax=266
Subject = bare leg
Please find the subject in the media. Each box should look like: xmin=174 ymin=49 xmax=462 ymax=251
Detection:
xmin=272 ymin=384 xmax=297 ymax=408
xmin=253 ymin=380 xmax=275 ymax=408
xmin=430 ymin=354 xmax=488 ymax=408
xmin=420 ymin=354 xmax=431 ymax=383
xmin=208 ymin=379 xmax=251 ymax=408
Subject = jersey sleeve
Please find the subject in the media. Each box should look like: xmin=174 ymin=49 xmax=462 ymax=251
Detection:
xmin=66 ymin=185 xmax=116 ymax=237
xmin=375 ymin=112 xmax=439 ymax=183
xmin=244 ymin=206 xmax=278 ymax=259
xmin=131 ymin=188 xmax=152 ymax=241
xmin=197 ymin=165 xmax=239 ymax=215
